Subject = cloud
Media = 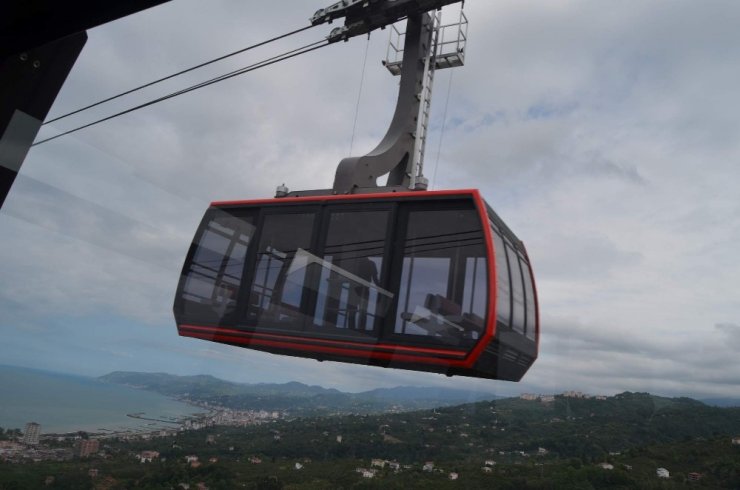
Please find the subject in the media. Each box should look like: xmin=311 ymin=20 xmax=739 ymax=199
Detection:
xmin=1 ymin=0 xmax=740 ymax=399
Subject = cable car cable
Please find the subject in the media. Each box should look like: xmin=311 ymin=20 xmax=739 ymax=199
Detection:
xmin=431 ymin=71 xmax=454 ymax=190
xmin=33 ymin=40 xmax=331 ymax=147
xmin=43 ymin=24 xmax=318 ymax=126
xmin=349 ymin=34 xmax=371 ymax=154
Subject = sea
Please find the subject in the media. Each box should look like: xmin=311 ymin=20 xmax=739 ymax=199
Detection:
xmin=0 ymin=365 xmax=202 ymax=434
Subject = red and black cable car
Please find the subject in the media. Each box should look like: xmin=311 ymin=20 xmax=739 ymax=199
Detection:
xmin=174 ymin=189 xmax=538 ymax=381
xmin=174 ymin=7 xmax=540 ymax=381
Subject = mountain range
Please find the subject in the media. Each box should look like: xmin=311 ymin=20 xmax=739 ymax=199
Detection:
xmin=99 ymin=371 xmax=499 ymax=415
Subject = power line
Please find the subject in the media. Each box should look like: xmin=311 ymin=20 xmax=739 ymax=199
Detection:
xmin=43 ymin=24 xmax=317 ymax=125
xmin=33 ymin=40 xmax=331 ymax=147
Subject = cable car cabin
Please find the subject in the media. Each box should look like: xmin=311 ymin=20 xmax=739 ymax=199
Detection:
xmin=173 ymin=189 xmax=538 ymax=381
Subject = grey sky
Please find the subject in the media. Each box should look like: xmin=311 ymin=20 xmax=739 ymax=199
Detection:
xmin=1 ymin=0 xmax=739 ymax=399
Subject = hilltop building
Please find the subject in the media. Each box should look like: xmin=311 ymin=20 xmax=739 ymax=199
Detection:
xmin=22 ymin=422 xmax=40 ymax=446
xmin=732 ymin=437 xmax=740 ymax=445
xmin=656 ymin=468 xmax=670 ymax=478
xmin=563 ymin=391 xmax=588 ymax=398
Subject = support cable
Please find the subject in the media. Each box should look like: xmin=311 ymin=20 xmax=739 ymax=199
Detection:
xmin=431 ymin=70 xmax=453 ymax=190
xmin=349 ymin=34 xmax=371 ymax=155
xmin=43 ymin=24 xmax=317 ymax=125
xmin=33 ymin=40 xmax=330 ymax=147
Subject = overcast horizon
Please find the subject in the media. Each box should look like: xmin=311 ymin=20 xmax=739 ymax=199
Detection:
xmin=2 ymin=0 xmax=739 ymax=400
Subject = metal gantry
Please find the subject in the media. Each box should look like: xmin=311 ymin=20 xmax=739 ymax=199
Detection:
xmin=383 ymin=8 xmax=468 ymax=190
xmin=281 ymin=3 xmax=468 ymax=197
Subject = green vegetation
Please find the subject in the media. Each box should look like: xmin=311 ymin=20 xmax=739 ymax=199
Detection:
xmin=2 ymin=392 xmax=739 ymax=488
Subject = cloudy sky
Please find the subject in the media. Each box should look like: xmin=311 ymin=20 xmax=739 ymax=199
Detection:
xmin=2 ymin=0 xmax=739 ymax=399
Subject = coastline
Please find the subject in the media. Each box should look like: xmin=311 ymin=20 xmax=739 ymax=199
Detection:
xmin=0 ymin=365 xmax=206 ymax=436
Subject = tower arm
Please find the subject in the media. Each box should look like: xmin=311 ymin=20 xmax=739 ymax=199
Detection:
xmin=311 ymin=0 xmax=462 ymax=43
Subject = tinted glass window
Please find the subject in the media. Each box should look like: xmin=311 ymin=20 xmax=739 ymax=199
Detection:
xmin=180 ymin=210 xmax=255 ymax=322
xmin=462 ymin=257 xmax=487 ymax=324
xmin=491 ymin=229 xmax=511 ymax=328
xmin=394 ymin=206 xmax=487 ymax=345
xmin=313 ymin=210 xmax=391 ymax=333
xmin=521 ymin=257 xmax=537 ymax=340
xmin=247 ymin=212 xmax=315 ymax=329
xmin=507 ymin=242 xmax=526 ymax=334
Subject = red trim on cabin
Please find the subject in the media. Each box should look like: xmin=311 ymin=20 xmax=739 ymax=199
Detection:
xmin=179 ymin=324 xmax=467 ymax=358
xmin=462 ymin=190 xmax=496 ymax=368
xmin=180 ymin=328 xmax=469 ymax=368
xmin=211 ymin=189 xmax=481 ymax=207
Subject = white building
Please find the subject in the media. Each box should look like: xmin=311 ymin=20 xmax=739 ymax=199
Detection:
xmin=656 ymin=468 xmax=670 ymax=478
xmin=598 ymin=463 xmax=614 ymax=470
xmin=563 ymin=391 xmax=587 ymax=398
xmin=423 ymin=462 xmax=434 ymax=472
xmin=138 ymin=451 xmax=160 ymax=463
xmin=732 ymin=437 xmax=740 ymax=445
xmin=449 ymin=472 xmax=459 ymax=480
xmin=22 ymin=422 xmax=40 ymax=446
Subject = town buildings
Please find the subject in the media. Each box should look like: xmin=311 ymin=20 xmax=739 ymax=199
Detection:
xmin=22 ymin=422 xmax=40 ymax=446
xmin=74 ymin=439 xmax=99 ymax=458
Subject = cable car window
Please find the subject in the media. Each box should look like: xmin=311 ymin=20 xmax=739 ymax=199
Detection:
xmin=462 ymin=256 xmax=487 ymax=332
xmin=313 ymin=209 xmax=390 ymax=333
xmin=507 ymin=242 xmax=526 ymax=335
xmin=247 ymin=212 xmax=316 ymax=329
xmin=491 ymin=229 xmax=511 ymax=328
xmin=180 ymin=211 xmax=255 ymax=322
xmin=521 ymin=257 xmax=537 ymax=340
xmin=395 ymin=206 xmax=487 ymax=345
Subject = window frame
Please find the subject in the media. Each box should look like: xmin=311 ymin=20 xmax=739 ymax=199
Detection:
xmin=381 ymin=198 xmax=490 ymax=348
xmin=303 ymin=202 xmax=397 ymax=340
xmin=238 ymin=204 xmax=322 ymax=333
xmin=174 ymin=207 xmax=258 ymax=326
